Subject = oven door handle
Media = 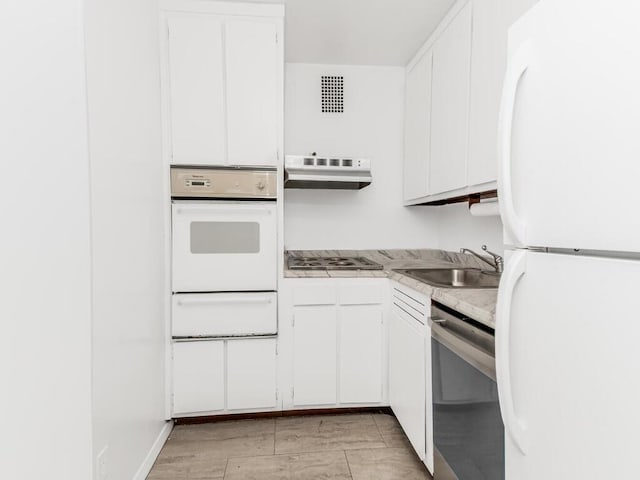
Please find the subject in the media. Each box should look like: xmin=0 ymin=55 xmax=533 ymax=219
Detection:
xmin=174 ymin=206 xmax=273 ymax=216
xmin=430 ymin=320 xmax=496 ymax=381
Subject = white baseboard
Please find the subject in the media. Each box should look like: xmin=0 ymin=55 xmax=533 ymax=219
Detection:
xmin=132 ymin=421 xmax=173 ymax=480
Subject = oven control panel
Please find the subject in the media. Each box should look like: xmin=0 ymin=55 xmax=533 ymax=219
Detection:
xmin=170 ymin=167 xmax=277 ymax=199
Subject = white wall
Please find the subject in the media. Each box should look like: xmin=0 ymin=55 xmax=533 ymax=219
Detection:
xmin=83 ymin=0 xmax=169 ymax=478
xmin=284 ymin=63 xmax=440 ymax=250
xmin=0 ymin=1 xmax=93 ymax=478
xmin=437 ymin=203 xmax=504 ymax=255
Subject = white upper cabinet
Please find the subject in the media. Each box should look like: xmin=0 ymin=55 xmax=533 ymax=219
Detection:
xmin=225 ymin=19 xmax=279 ymax=166
xmin=429 ymin=2 xmax=473 ymax=196
xmin=161 ymin=3 xmax=283 ymax=167
xmin=467 ymin=0 xmax=501 ymax=187
xmin=403 ymin=0 xmax=537 ymax=203
xmin=468 ymin=0 xmax=539 ymax=187
xmin=403 ymin=51 xmax=433 ymax=202
xmin=167 ymin=15 xmax=225 ymax=166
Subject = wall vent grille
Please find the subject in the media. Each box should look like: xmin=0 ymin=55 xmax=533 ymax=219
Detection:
xmin=321 ymin=76 xmax=344 ymax=113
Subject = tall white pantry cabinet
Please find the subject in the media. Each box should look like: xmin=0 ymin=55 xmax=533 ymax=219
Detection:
xmin=160 ymin=0 xmax=283 ymax=167
xmin=159 ymin=0 xmax=285 ymax=418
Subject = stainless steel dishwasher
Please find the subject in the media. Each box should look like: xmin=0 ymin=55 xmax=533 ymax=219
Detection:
xmin=430 ymin=302 xmax=503 ymax=480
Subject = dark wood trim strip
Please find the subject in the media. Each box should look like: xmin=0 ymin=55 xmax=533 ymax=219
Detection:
xmin=416 ymin=189 xmax=497 ymax=206
xmin=173 ymin=406 xmax=394 ymax=425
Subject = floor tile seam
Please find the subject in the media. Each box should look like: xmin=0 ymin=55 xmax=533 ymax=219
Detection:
xmin=256 ymin=447 xmax=355 ymax=458
xmin=221 ymin=457 xmax=230 ymax=479
xmin=160 ymin=450 xmax=277 ymax=464
xmin=343 ymin=450 xmax=355 ymax=480
xmin=343 ymin=445 xmax=406 ymax=455
xmin=163 ymin=436 xmax=275 ymax=446
xmin=274 ymin=443 xmax=389 ymax=456
xmin=371 ymin=413 xmax=387 ymax=442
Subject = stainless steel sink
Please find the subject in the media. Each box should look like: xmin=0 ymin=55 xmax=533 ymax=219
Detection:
xmin=394 ymin=268 xmax=500 ymax=289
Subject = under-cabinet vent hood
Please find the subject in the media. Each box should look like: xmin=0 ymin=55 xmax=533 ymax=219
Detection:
xmin=284 ymin=155 xmax=372 ymax=190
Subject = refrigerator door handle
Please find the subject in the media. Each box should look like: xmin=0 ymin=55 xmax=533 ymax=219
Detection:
xmin=496 ymin=249 xmax=527 ymax=455
xmin=498 ymin=40 xmax=532 ymax=247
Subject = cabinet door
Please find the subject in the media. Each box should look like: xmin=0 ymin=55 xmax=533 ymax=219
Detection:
xmin=389 ymin=309 xmax=426 ymax=461
xmin=293 ymin=306 xmax=337 ymax=406
xmin=167 ymin=15 xmax=226 ymax=166
xmin=430 ymin=2 xmax=473 ymax=195
xmin=468 ymin=0 xmax=503 ymax=186
xmin=225 ymin=19 xmax=278 ymax=166
xmin=468 ymin=0 xmax=538 ymax=187
xmin=403 ymin=51 xmax=433 ymax=202
xmin=173 ymin=341 xmax=224 ymax=415
xmin=339 ymin=305 xmax=383 ymax=404
xmin=227 ymin=338 xmax=277 ymax=410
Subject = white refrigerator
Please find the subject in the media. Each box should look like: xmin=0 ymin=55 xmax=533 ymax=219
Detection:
xmin=496 ymin=1 xmax=640 ymax=478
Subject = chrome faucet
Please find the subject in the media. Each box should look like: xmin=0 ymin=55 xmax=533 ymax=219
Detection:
xmin=460 ymin=245 xmax=504 ymax=274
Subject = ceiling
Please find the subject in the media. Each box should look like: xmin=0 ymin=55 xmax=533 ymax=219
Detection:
xmin=226 ymin=0 xmax=457 ymax=66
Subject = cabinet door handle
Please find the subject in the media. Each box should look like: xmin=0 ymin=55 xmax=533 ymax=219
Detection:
xmin=498 ymin=40 xmax=532 ymax=246
xmin=495 ymin=249 xmax=527 ymax=455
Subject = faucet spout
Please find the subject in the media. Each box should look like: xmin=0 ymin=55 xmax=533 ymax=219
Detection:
xmin=460 ymin=245 xmax=503 ymax=274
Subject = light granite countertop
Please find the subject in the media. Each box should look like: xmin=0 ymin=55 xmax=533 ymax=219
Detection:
xmin=284 ymin=249 xmax=498 ymax=328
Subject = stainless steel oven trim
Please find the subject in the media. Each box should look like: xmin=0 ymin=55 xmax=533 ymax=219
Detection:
xmin=170 ymin=166 xmax=277 ymax=199
xmin=430 ymin=307 xmax=496 ymax=381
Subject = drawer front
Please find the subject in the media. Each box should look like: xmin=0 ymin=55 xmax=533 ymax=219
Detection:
xmin=172 ymin=292 xmax=277 ymax=337
xmin=292 ymin=284 xmax=337 ymax=306
xmin=338 ymin=283 xmax=384 ymax=305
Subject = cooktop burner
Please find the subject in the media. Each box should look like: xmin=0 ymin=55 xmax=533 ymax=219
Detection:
xmin=288 ymin=256 xmax=384 ymax=271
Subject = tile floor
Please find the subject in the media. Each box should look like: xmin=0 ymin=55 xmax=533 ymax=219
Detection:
xmin=147 ymin=413 xmax=433 ymax=480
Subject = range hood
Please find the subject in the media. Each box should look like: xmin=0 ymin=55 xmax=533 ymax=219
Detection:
xmin=284 ymin=155 xmax=372 ymax=190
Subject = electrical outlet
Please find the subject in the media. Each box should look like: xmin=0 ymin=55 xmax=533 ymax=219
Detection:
xmin=96 ymin=446 xmax=108 ymax=480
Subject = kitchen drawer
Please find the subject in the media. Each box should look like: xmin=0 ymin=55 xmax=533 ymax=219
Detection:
xmin=292 ymin=284 xmax=337 ymax=306
xmin=172 ymin=292 xmax=277 ymax=337
xmin=338 ymin=283 xmax=384 ymax=305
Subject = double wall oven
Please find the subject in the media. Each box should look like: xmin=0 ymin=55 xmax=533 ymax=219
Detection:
xmin=170 ymin=166 xmax=279 ymax=417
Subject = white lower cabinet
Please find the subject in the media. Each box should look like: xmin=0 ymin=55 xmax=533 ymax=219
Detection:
xmin=293 ymin=306 xmax=338 ymax=406
xmin=173 ymin=276 xmax=434 ymax=475
xmin=282 ymin=278 xmax=388 ymax=409
xmin=389 ymin=282 xmax=434 ymax=474
xmin=339 ymin=305 xmax=383 ymax=404
xmin=227 ymin=338 xmax=277 ymax=410
xmin=172 ymin=337 xmax=278 ymax=417
xmin=172 ymin=341 xmax=225 ymax=415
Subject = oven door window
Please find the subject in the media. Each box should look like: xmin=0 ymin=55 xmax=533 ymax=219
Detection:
xmin=432 ymin=338 xmax=504 ymax=480
xmin=190 ymin=221 xmax=260 ymax=254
